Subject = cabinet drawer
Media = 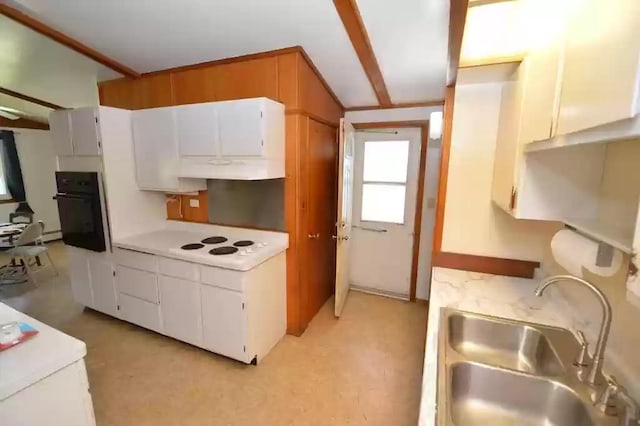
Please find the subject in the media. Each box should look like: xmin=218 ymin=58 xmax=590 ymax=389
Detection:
xmin=200 ymin=265 xmax=246 ymax=292
xmin=158 ymin=257 xmax=199 ymax=281
xmin=119 ymin=293 xmax=162 ymax=332
xmin=114 ymin=248 xmax=157 ymax=272
xmin=115 ymin=265 xmax=159 ymax=303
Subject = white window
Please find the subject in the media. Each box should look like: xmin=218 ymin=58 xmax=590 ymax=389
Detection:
xmin=360 ymin=140 xmax=410 ymax=224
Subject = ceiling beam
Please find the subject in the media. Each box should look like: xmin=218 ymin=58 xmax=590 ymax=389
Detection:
xmin=0 ymin=87 xmax=64 ymax=110
xmin=333 ymin=0 xmax=392 ymax=107
xmin=344 ymin=100 xmax=444 ymax=112
xmin=0 ymin=116 xmax=49 ymax=130
xmin=0 ymin=3 xmax=141 ymax=78
xmin=446 ymin=0 xmax=470 ymax=87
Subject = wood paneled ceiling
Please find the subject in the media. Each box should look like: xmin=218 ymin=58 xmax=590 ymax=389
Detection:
xmin=2 ymin=0 xmax=452 ymax=111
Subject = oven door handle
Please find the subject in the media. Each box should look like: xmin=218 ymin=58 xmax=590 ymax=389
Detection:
xmin=54 ymin=193 xmax=94 ymax=200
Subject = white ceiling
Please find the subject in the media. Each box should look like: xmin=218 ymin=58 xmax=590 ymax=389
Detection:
xmin=5 ymin=0 xmax=449 ymax=109
xmin=356 ymin=0 xmax=449 ymax=103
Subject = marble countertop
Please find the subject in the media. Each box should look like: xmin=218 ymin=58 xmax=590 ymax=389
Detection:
xmin=418 ymin=267 xmax=579 ymax=426
xmin=0 ymin=303 xmax=86 ymax=400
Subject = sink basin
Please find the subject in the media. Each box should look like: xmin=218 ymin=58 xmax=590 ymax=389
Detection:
xmin=448 ymin=313 xmax=564 ymax=376
xmin=449 ymin=362 xmax=595 ymax=426
xmin=436 ymin=309 xmax=616 ymax=426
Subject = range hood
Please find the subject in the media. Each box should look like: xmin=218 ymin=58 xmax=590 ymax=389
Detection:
xmin=178 ymin=157 xmax=285 ymax=180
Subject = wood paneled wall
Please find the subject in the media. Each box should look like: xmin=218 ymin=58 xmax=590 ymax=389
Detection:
xmin=99 ymin=47 xmax=343 ymax=335
xmin=98 ymin=47 xmax=342 ymax=123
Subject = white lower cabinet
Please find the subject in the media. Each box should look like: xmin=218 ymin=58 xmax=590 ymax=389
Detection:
xmin=68 ymin=248 xmax=93 ymax=308
xmin=87 ymin=257 xmax=117 ymax=317
xmin=201 ymin=284 xmax=247 ymax=362
xmin=96 ymin=247 xmax=286 ymax=364
xmin=158 ymin=275 xmax=203 ymax=346
xmin=118 ymin=293 xmax=162 ymax=332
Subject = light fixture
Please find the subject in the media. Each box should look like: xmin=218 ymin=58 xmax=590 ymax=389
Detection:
xmin=429 ymin=111 xmax=443 ymax=140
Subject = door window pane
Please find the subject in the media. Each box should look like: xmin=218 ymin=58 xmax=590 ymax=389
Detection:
xmin=362 ymin=140 xmax=409 ymax=183
xmin=361 ymin=183 xmax=406 ymax=224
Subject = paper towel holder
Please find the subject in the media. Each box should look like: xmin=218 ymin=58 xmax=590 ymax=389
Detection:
xmin=563 ymin=224 xmax=615 ymax=268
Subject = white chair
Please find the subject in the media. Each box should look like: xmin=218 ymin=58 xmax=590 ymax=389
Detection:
xmin=7 ymin=222 xmax=57 ymax=283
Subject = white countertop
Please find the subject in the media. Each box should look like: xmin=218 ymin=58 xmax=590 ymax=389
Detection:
xmin=113 ymin=221 xmax=288 ymax=271
xmin=418 ymin=267 xmax=577 ymax=426
xmin=0 ymin=303 xmax=86 ymax=400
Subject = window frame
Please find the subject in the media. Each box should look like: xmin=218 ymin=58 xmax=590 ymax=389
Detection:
xmin=359 ymin=139 xmax=411 ymax=225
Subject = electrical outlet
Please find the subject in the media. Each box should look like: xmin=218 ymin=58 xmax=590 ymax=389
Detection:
xmin=189 ymin=199 xmax=200 ymax=208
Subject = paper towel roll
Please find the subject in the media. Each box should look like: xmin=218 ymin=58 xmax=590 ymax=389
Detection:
xmin=551 ymin=229 xmax=623 ymax=278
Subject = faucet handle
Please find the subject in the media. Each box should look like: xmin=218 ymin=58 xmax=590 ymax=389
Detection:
xmin=617 ymin=384 xmax=640 ymax=426
xmin=574 ymin=330 xmax=590 ymax=367
xmin=595 ymin=375 xmax=620 ymax=415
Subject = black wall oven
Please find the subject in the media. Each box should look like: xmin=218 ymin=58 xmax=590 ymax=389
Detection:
xmin=55 ymin=172 xmax=106 ymax=252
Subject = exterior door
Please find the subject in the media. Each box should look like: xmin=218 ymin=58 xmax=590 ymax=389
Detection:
xmin=334 ymin=119 xmax=355 ymax=317
xmin=349 ymin=128 xmax=421 ymax=298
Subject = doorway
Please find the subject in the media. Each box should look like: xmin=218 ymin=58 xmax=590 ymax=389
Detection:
xmin=348 ymin=127 xmax=422 ymax=299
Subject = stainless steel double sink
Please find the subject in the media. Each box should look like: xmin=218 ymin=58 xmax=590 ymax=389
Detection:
xmin=436 ymin=308 xmax=618 ymax=425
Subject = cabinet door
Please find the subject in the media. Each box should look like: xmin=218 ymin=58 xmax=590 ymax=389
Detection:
xmin=201 ymin=285 xmax=247 ymax=361
xmin=557 ymin=0 xmax=640 ymax=134
xmin=118 ymin=293 xmax=162 ymax=332
xmin=158 ymin=275 xmax=202 ymax=346
xmin=49 ymin=110 xmax=74 ymax=156
xmin=492 ymin=81 xmax=522 ymax=213
xmin=131 ymin=108 xmax=179 ymax=190
xmin=88 ymin=256 xmax=118 ymax=317
xmin=67 ymin=248 xmax=93 ymax=307
xmin=176 ymin=103 xmax=219 ymax=156
xmin=70 ymin=108 xmax=101 ymax=156
xmin=217 ymin=99 xmax=264 ymax=156
xmin=519 ymin=34 xmax=563 ymax=143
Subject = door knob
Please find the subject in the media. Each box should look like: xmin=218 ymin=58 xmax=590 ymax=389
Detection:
xmin=341 ymin=235 xmax=350 ymax=241
xmin=307 ymin=233 xmax=320 ymax=239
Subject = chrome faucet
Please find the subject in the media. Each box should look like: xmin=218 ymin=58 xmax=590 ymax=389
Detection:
xmin=534 ymin=275 xmax=612 ymax=386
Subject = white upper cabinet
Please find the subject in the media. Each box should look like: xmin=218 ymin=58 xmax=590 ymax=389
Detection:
xmin=132 ymin=107 xmax=207 ymax=193
xmin=217 ymin=99 xmax=265 ymax=157
xmin=132 ymin=107 xmax=179 ymax=190
xmin=176 ymin=103 xmax=219 ymax=156
xmin=49 ymin=110 xmax=73 ymax=156
xmin=70 ymin=108 xmax=101 ymax=156
xmin=175 ymin=97 xmax=284 ymax=159
xmin=49 ymin=107 xmax=101 ymax=156
xmin=557 ymin=0 xmax=640 ymax=135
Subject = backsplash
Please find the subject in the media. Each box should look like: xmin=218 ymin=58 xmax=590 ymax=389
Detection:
xmin=207 ymin=179 xmax=285 ymax=231
xmin=166 ymin=191 xmax=209 ymax=223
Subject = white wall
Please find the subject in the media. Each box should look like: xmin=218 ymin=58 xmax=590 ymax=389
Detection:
xmin=0 ymin=128 xmax=61 ymax=240
xmin=441 ymin=83 xmax=561 ymax=261
xmin=345 ymin=106 xmax=442 ymax=124
xmin=345 ymin=106 xmax=443 ymax=300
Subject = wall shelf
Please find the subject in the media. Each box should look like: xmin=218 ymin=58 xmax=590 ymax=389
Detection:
xmin=563 ymin=217 xmax=635 ymax=254
xmin=525 ymin=114 xmax=640 ymax=154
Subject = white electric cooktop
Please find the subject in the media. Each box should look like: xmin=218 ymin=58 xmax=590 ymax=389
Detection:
xmin=114 ymin=222 xmax=288 ymax=271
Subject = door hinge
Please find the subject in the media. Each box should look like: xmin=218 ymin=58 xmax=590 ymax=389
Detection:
xmin=243 ymin=345 xmax=246 ymax=352
xmin=261 ymin=139 xmax=264 ymax=146
xmin=95 ymin=117 xmax=98 ymax=123
xmin=242 ymin=302 xmax=245 ymax=310
xmin=509 ymin=187 xmax=518 ymax=210
xmin=112 ymin=270 xmax=116 ymax=277
xmin=260 ymin=111 xmax=263 ymax=118
xmin=117 ymin=305 xmax=120 ymax=311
